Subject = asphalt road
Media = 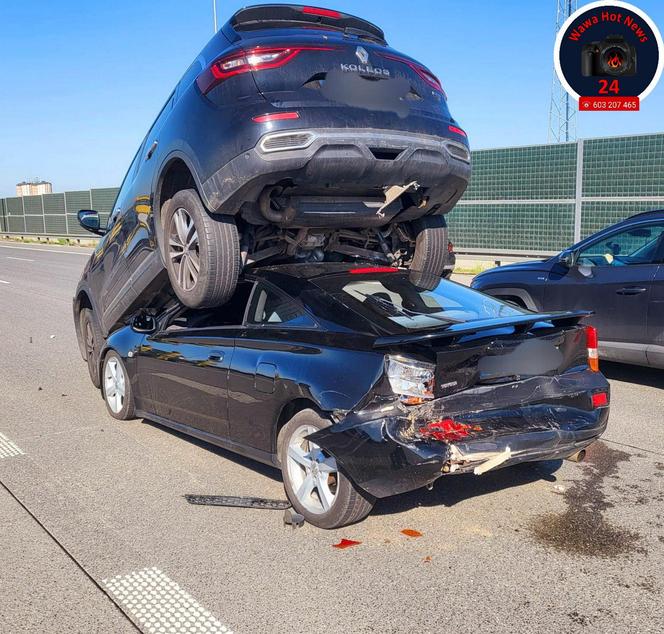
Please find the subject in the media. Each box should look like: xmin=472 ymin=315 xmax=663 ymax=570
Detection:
xmin=0 ymin=240 xmax=663 ymax=634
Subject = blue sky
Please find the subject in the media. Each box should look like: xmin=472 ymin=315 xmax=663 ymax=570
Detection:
xmin=1 ymin=0 xmax=663 ymax=197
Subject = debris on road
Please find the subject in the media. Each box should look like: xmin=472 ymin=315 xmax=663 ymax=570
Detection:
xmin=283 ymin=508 xmax=305 ymax=529
xmin=184 ymin=494 xmax=291 ymax=510
xmin=401 ymin=529 xmax=423 ymax=538
xmin=333 ymin=539 xmax=362 ymax=549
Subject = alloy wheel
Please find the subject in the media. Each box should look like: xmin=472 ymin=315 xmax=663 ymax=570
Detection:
xmin=104 ymin=357 xmax=125 ymax=414
xmin=286 ymin=424 xmax=339 ymax=514
xmin=168 ymin=207 xmax=200 ymax=292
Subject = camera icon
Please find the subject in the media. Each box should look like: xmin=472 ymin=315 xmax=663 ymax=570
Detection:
xmin=581 ymin=35 xmax=637 ymax=77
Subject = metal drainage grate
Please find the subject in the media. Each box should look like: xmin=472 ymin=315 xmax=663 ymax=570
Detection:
xmin=102 ymin=567 xmax=232 ymax=634
xmin=0 ymin=432 xmax=24 ymax=459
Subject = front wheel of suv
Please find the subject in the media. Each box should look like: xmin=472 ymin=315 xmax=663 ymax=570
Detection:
xmin=80 ymin=308 xmax=103 ymax=388
xmin=162 ymin=188 xmax=241 ymax=309
xmin=279 ymin=409 xmax=374 ymax=529
xmin=410 ymin=215 xmax=449 ymax=277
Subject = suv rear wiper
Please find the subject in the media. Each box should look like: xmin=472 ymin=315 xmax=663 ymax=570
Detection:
xmin=358 ymin=292 xmax=462 ymax=324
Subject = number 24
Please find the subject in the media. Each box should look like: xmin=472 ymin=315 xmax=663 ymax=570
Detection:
xmin=599 ymin=79 xmax=620 ymax=95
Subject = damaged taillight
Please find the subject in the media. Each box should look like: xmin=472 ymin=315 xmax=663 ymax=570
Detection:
xmin=386 ymin=355 xmax=434 ymax=404
xmin=418 ymin=418 xmax=479 ymax=442
xmin=586 ymin=325 xmax=599 ymax=372
xmin=197 ymin=45 xmax=336 ymax=94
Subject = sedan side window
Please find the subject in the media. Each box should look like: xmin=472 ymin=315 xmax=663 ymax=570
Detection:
xmin=577 ymin=223 xmax=664 ymax=267
xmin=247 ymin=284 xmax=316 ymax=327
xmin=163 ymin=281 xmax=254 ymax=332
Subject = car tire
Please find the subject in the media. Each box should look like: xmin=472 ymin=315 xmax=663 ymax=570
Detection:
xmin=80 ymin=308 xmax=103 ymax=388
xmin=279 ymin=409 xmax=374 ymax=529
xmin=163 ymin=188 xmax=241 ymax=309
xmin=102 ymin=351 xmax=135 ymax=420
xmin=410 ymin=215 xmax=449 ymax=277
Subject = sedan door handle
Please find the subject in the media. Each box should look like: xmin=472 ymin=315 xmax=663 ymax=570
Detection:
xmin=208 ymin=351 xmax=224 ymax=362
xmin=616 ymin=287 xmax=647 ymax=295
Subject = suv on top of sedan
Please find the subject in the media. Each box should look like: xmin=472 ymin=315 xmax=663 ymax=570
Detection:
xmin=74 ymin=4 xmax=471 ymax=387
xmin=91 ymin=263 xmax=608 ymax=528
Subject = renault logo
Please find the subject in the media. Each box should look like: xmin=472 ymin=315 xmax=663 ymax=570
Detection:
xmin=355 ymin=46 xmax=369 ymax=64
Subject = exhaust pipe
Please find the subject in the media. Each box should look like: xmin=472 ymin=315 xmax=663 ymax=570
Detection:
xmin=259 ymin=187 xmax=297 ymax=225
xmin=566 ymin=449 xmax=586 ymax=463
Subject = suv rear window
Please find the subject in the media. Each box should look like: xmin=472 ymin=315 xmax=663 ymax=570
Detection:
xmin=315 ymin=271 xmax=524 ymax=333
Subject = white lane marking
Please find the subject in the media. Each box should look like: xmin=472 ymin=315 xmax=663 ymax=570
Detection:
xmin=0 ymin=244 xmax=90 ymax=256
xmin=0 ymin=279 xmax=10 ymax=285
xmin=0 ymin=432 xmax=24 ymax=458
xmin=6 ymin=256 xmax=34 ymax=262
xmin=102 ymin=568 xmax=232 ymax=634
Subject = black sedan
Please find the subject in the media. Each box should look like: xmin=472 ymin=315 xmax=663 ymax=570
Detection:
xmin=472 ymin=210 xmax=664 ymax=369
xmin=94 ymin=264 xmax=609 ymax=528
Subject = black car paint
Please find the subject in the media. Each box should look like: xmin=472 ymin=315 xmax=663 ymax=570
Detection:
xmin=99 ymin=265 xmax=609 ymax=499
xmin=472 ymin=210 xmax=664 ymax=368
xmin=73 ymin=5 xmax=470 ymax=343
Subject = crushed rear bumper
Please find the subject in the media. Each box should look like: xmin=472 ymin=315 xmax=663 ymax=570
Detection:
xmin=202 ymin=127 xmax=471 ymax=220
xmin=309 ymin=370 xmax=609 ymax=498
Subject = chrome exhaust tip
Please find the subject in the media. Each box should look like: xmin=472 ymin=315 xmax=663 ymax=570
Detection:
xmin=566 ymin=449 xmax=586 ymax=463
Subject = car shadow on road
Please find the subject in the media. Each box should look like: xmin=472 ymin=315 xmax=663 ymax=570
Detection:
xmin=141 ymin=418 xmax=283 ymax=483
xmin=601 ymin=361 xmax=663 ymax=389
xmin=372 ymin=460 xmax=563 ymax=516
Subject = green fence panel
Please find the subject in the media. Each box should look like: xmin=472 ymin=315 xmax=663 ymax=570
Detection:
xmin=23 ymin=195 xmax=42 ymax=215
xmin=464 ymin=142 xmax=577 ymax=201
xmin=581 ymin=200 xmax=664 ymax=239
xmin=91 ymin=187 xmax=119 ymax=217
xmin=449 ymin=203 xmax=575 ymax=251
xmin=25 ymin=215 xmax=45 ymax=233
xmin=43 ymin=193 xmax=66 ymax=215
xmin=64 ymin=190 xmax=92 ymax=215
xmin=44 ymin=215 xmax=68 ymax=234
xmin=583 ymin=134 xmax=664 ymax=197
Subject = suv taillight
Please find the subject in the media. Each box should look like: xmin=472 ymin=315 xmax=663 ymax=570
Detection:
xmin=197 ymin=45 xmax=336 ymax=94
xmin=586 ymin=325 xmax=599 ymax=372
xmin=447 ymin=241 xmax=454 ymax=254
xmin=378 ymin=52 xmax=445 ymax=96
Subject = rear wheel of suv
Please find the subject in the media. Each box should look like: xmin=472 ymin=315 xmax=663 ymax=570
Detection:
xmin=80 ymin=308 xmax=103 ymax=388
xmin=410 ymin=215 xmax=449 ymax=277
xmin=163 ymin=188 xmax=240 ymax=309
xmin=279 ymin=409 xmax=374 ymax=529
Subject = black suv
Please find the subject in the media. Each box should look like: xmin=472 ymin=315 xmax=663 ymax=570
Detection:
xmin=74 ymin=4 xmax=471 ymax=385
xmin=472 ymin=210 xmax=664 ymax=369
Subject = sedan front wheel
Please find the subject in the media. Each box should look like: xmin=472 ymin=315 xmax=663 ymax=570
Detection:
xmin=102 ymin=351 xmax=135 ymax=420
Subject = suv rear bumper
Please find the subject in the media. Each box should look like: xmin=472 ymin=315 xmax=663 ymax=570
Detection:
xmin=202 ymin=128 xmax=471 ymax=223
xmin=310 ymin=370 xmax=609 ymax=498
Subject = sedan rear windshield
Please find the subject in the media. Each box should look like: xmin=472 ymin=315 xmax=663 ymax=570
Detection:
xmin=314 ymin=271 xmax=526 ymax=333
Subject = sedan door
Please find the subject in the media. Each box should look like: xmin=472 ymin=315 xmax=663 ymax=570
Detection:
xmin=227 ymin=281 xmax=319 ymax=453
xmin=137 ymin=323 xmax=238 ymax=438
xmin=545 ymin=221 xmax=664 ymax=365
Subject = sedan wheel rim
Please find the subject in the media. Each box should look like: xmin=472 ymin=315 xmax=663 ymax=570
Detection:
xmin=168 ymin=207 xmax=200 ymax=292
xmin=104 ymin=357 xmax=125 ymax=414
xmin=286 ymin=424 xmax=338 ymax=514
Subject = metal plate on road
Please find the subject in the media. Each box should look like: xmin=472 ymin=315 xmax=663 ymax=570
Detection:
xmin=184 ymin=494 xmax=291 ymax=510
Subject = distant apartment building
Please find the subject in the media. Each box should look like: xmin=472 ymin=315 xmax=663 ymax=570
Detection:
xmin=16 ymin=179 xmax=53 ymax=197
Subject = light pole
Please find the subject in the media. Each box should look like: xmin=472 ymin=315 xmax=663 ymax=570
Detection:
xmin=213 ymin=0 xmax=218 ymax=33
